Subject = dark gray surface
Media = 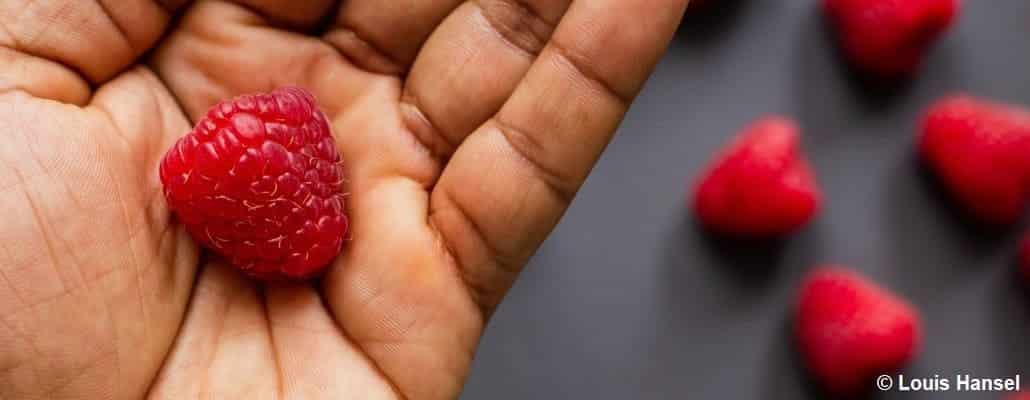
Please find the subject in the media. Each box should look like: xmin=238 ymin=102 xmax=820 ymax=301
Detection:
xmin=461 ymin=1 xmax=1030 ymax=399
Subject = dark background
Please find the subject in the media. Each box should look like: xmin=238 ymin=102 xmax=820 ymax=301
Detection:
xmin=460 ymin=1 xmax=1030 ymax=399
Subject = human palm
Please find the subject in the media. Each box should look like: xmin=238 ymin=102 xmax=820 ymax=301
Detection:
xmin=0 ymin=1 xmax=686 ymax=399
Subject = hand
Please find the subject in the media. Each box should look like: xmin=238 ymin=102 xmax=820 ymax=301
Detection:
xmin=0 ymin=1 xmax=687 ymax=398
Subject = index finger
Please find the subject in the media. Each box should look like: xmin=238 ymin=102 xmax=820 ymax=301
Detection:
xmin=429 ymin=0 xmax=689 ymax=311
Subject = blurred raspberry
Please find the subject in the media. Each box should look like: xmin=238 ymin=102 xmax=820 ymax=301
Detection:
xmin=693 ymin=116 xmax=821 ymax=237
xmin=823 ymin=0 xmax=959 ymax=78
xmin=919 ymin=95 xmax=1030 ymax=225
xmin=795 ymin=266 xmax=922 ymax=396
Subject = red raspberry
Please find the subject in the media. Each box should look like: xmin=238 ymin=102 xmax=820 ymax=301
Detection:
xmin=919 ymin=95 xmax=1030 ymax=225
xmin=795 ymin=267 xmax=922 ymax=397
xmin=692 ymin=116 xmax=822 ymax=237
xmin=823 ymin=0 xmax=959 ymax=78
xmin=159 ymin=87 xmax=348 ymax=281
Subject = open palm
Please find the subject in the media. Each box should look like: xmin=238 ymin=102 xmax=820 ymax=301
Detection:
xmin=0 ymin=1 xmax=686 ymax=398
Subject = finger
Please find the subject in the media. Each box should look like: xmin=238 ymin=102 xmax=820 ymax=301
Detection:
xmin=430 ymin=0 xmax=688 ymax=310
xmin=0 ymin=47 xmax=91 ymax=106
xmin=148 ymin=265 xmax=280 ymax=399
xmin=149 ymin=265 xmax=399 ymax=399
xmin=263 ymin=284 xmax=399 ymax=399
xmin=400 ymin=0 xmax=568 ymax=159
xmin=151 ymin=0 xmax=378 ymax=121
xmin=324 ymin=0 xmax=464 ymax=74
xmin=315 ymin=89 xmax=486 ymax=398
xmin=0 ymin=0 xmax=177 ymax=101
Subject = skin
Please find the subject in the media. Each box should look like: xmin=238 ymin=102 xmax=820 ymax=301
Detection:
xmin=0 ymin=0 xmax=688 ymax=399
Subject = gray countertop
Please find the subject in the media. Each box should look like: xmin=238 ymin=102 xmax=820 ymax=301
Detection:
xmin=461 ymin=1 xmax=1030 ymax=399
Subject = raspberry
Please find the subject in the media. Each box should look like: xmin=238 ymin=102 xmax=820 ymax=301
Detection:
xmin=919 ymin=95 xmax=1030 ymax=225
xmin=795 ymin=267 xmax=922 ymax=396
xmin=159 ymin=87 xmax=348 ymax=280
xmin=692 ymin=116 xmax=822 ymax=237
xmin=823 ymin=0 xmax=959 ymax=78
